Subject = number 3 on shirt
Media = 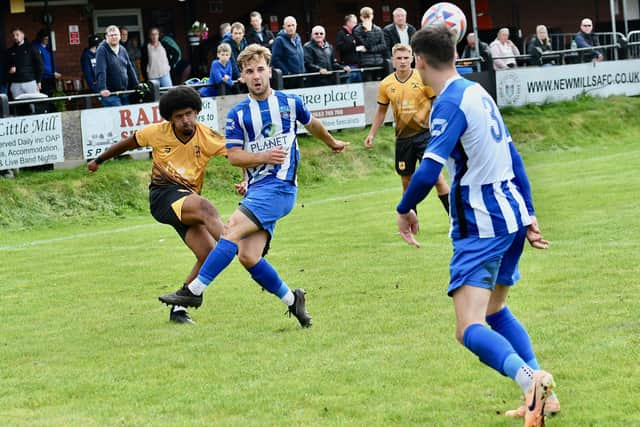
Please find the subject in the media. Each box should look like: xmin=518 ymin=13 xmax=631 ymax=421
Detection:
xmin=482 ymin=96 xmax=505 ymax=143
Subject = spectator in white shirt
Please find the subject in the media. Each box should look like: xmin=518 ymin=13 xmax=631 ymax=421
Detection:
xmin=490 ymin=28 xmax=520 ymax=70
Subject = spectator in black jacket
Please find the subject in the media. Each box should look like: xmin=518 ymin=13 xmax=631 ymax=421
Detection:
xmin=353 ymin=7 xmax=387 ymax=81
xmin=575 ymin=18 xmax=603 ymax=62
xmin=95 ymin=25 xmax=139 ymax=106
xmin=7 ymin=27 xmax=43 ymax=99
xmin=382 ymin=8 xmax=416 ymax=59
xmin=304 ymin=25 xmax=350 ymax=86
xmin=528 ymin=25 xmax=555 ymax=66
xmin=335 ymin=14 xmax=362 ymax=83
xmin=246 ymin=11 xmax=275 ymax=49
xmin=461 ymin=33 xmax=493 ymax=71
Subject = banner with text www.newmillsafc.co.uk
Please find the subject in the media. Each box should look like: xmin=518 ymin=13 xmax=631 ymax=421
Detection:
xmin=496 ymin=59 xmax=640 ymax=107
xmin=0 ymin=113 xmax=63 ymax=170
xmin=80 ymin=97 xmax=219 ymax=159
xmin=283 ymin=83 xmax=365 ymax=132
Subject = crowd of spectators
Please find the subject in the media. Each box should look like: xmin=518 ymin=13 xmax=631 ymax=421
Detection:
xmin=0 ymin=13 xmax=628 ymax=107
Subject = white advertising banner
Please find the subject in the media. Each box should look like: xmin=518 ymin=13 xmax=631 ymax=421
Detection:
xmin=497 ymin=59 xmax=640 ymax=107
xmin=283 ymin=83 xmax=366 ymax=132
xmin=0 ymin=113 xmax=64 ymax=170
xmin=81 ymin=97 xmax=219 ymax=159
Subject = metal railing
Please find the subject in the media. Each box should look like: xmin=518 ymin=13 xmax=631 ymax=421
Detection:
xmin=3 ymin=81 xmax=161 ymax=117
xmin=495 ymin=42 xmax=622 ymax=67
xmin=628 ymin=30 xmax=640 ymax=59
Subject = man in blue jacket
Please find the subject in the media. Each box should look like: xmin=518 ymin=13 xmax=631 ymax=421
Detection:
xmin=95 ymin=25 xmax=139 ymax=106
xmin=271 ymin=16 xmax=305 ymax=88
xmin=221 ymin=22 xmax=248 ymax=89
xmin=35 ymin=29 xmax=61 ymax=97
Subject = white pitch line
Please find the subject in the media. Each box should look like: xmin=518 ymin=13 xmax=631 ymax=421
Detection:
xmin=0 ymin=187 xmax=398 ymax=251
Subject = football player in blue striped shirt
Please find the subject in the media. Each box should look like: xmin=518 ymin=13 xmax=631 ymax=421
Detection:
xmin=159 ymin=44 xmax=348 ymax=327
xmin=396 ymin=25 xmax=559 ymax=424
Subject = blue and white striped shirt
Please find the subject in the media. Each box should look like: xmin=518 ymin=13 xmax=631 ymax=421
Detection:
xmin=425 ymin=76 xmax=532 ymax=239
xmin=225 ymin=90 xmax=312 ymax=186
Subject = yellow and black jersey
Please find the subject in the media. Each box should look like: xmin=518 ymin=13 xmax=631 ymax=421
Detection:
xmin=377 ymin=70 xmax=436 ymax=139
xmin=134 ymin=121 xmax=226 ymax=194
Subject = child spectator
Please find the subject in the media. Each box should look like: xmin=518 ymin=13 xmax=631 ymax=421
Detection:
xmin=200 ymin=43 xmax=233 ymax=97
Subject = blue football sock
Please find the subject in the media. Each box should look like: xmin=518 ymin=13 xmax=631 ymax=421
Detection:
xmin=197 ymin=238 xmax=238 ymax=285
xmin=462 ymin=323 xmax=524 ymax=377
xmin=486 ymin=306 xmax=540 ymax=370
xmin=247 ymin=258 xmax=290 ymax=298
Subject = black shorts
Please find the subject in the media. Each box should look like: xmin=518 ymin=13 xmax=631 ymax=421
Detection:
xmin=395 ymin=131 xmax=429 ymax=176
xmin=149 ymin=184 xmax=193 ymax=241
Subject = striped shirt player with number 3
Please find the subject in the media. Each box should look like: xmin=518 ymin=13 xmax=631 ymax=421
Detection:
xmin=159 ymin=44 xmax=349 ymax=328
xmin=396 ymin=25 xmax=560 ymax=425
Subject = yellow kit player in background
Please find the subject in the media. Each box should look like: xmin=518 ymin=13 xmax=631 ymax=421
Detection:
xmin=365 ymin=43 xmax=450 ymax=214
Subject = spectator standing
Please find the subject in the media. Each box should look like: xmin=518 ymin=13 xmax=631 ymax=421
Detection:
xmin=7 ymin=27 xmax=43 ymax=99
xmin=119 ymin=26 xmax=138 ymax=73
xmin=461 ymin=32 xmax=492 ymax=71
xmin=200 ymin=43 xmax=234 ymax=97
xmin=271 ymin=16 xmax=305 ymax=88
xmin=575 ymin=18 xmax=603 ymax=62
xmin=81 ymin=34 xmax=101 ymax=93
xmin=490 ymin=28 xmax=520 ymax=70
xmin=528 ymin=25 xmax=555 ymax=66
xmin=127 ymin=34 xmax=143 ymax=78
xmin=142 ymin=27 xmax=173 ymax=88
xmin=221 ymin=22 xmax=248 ymax=82
xmin=353 ymin=7 xmax=387 ymax=81
xmin=95 ymin=25 xmax=139 ymax=106
xmin=304 ymin=25 xmax=349 ymax=86
xmin=335 ymin=14 xmax=362 ymax=83
xmin=382 ymin=8 xmax=416 ymax=58
xmin=160 ymin=33 xmax=189 ymax=84
xmin=246 ymin=11 xmax=275 ymax=49
xmin=219 ymin=23 xmax=231 ymax=41
xmin=35 ymin=29 xmax=61 ymax=97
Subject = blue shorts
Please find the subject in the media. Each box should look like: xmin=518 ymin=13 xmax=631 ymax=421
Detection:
xmin=448 ymin=227 xmax=526 ymax=296
xmin=239 ymin=177 xmax=297 ymax=237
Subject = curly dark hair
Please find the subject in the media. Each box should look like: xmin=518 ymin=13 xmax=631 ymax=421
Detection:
xmin=158 ymin=86 xmax=202 ymax=121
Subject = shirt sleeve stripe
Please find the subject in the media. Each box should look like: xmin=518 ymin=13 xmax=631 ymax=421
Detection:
xmin=423 ymin=152 xmax=446 ymax=164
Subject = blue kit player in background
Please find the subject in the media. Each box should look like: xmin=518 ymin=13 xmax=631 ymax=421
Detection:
xmin=396 ymin=26 xmax=560 ymax=426
xmin=159 ymin=44 xmax=349 ymax=327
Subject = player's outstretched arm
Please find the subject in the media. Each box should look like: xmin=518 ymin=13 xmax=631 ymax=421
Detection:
xmin=304 ymin=116 xmax=349 ymax=152
xmin=364 ymin=104 xmax=388 ymax=148
xmin=87 ymin=136 xmax=138 ymax=172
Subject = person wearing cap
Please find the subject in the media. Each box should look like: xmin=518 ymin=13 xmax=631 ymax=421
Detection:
xmin=81 ymin=34 xmax=101 ymax=93
xmin=35 ymin=29 xmax=62 ymax=97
